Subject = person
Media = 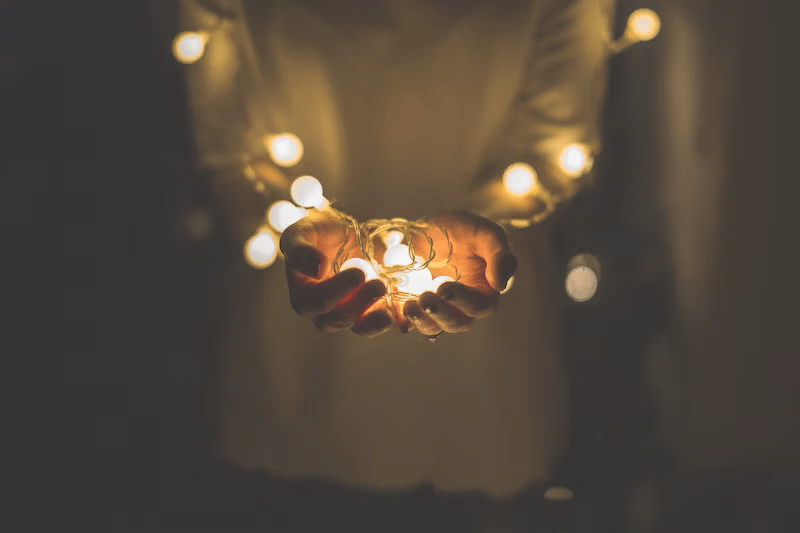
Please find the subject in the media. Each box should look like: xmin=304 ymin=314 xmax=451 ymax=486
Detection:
xmin=178 ymin=0 xmax=613 ymax=504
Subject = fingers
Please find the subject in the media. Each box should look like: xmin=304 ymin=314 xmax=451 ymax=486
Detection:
xmin=288 ymin=268 xmax=366 ymax=317
xmin=473 ymin=220 xmax=517 ymax=292
xmin=437 ymin=282 xmax=499 ymax=318
xmin=485 ymin=252 xmax=518 ymax=292
xmin=418 ymin=292 xmax=474 ymax=333
xmin=314 ymin=280 xmax=387 ymax=332
xmin=403 ymin=300 xmax=442 ymax=336
xmin=351 ymin=307 xmax=394 ymax=337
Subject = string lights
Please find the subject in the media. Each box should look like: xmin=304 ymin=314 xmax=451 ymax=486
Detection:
xmin=172 ymin=4 xmax=660 ymax=309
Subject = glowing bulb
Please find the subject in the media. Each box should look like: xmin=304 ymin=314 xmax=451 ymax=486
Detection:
xmin=384 ymin=244 xmax=414 ymax=267
xmin=396 ymin=268 xmax=434 ymax=296
xmin=430 ymin=276 xmax=455 ymax=292
xmin=341 ymin=257 xmax=380 ymax=281
xmin=558 ymin=144 xmax=591 ymax=177
xmin=500 ymin=275 xmax=515 ymax=295
xmin=268 ymin=201 xmax=306 ymax=232
xmin=244 ymin=230 xmax=278 ymax=269
xmin=385 ymin=230 xmax=404 ymax=247
xmin=566 ymin=266 xmax=598 ymax=302
xmin=502 ymin=162 xmax=538 ymax=196
xmin=627 ymin=9 xmax=661 ymax=41
xmin=172 ymin=31 xmax=208 ymax=64
xmin=290 ymin=176 xmax=325 ymax=208
xmin=265 ymin=133 xmax=304 ymax=167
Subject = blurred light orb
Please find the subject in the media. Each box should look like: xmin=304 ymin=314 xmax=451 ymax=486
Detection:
xmin=566 ymin=266 xmax=598 ymax=302
xmin=627 ymin=8 xmax=661 ymax=41
xmin=268 ymin=200 xmax=306 ymax=232
xmin=430 ymin=275 xmax=455 ymax=292
xmin=559 ymin=144 xmax=591 ymax=177
xmin=384 ymin=244 xmax=414 ymax=267
xmin=500 ymin=275 xmax=515 ymax=295
xmin=291 ymin=176 xmax=325 ymax=208
xmin=341 ymin=257 xmax=380 ymax=281
xmin=244 ymin=230 xmax=278 ymax=269
xmin=172 ymin=31 xmax=208 ymax=64
xmin=502 ymin=162 xmax=538 ymax=196
xmin=266 ymin=133 xmax=304 ymax=167
xmin=544 ymin=486 xmax=575 ymax=502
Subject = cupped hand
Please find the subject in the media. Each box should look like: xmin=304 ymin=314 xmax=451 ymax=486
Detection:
xmin=401 ymin=210 xmax=517 ymax=336
xmin=280 ymin=210 xmax=393 ymax=337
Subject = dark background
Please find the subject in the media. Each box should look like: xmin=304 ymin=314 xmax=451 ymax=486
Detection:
xmin=7 ymin=0 xmax=797 ymax=531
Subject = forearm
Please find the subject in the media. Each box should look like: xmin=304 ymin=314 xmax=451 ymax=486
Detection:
xmin=464 ymin=0 xmax=614 ymax=226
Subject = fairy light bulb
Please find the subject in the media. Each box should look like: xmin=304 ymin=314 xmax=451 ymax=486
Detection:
xmin=396 ymin=268 xmax=434 ymax=296
xmin=268 ymin=200 xmax=306 ymax=232
xmin=430 ymin=276 xmax=455 ymax=292
xmin=265 ymin=133 xmax=304 ymax=167
xmin=172 ymin=31 xmax=209 ymax=64
xmin=291 ymin=176 xmax=325 ymax=208
xmin=502 ymin=162 xmax=538 ymax=196
xmin=341 ymin=257 xmax=380 ymax=281
xmin=384 ymin=244 xmax=414 ymax=267
xmin=385 ymin=231 xmax=404 ymax=247
xmin=244 ymin=229 xmax=278 ymax=269
xmin=626 ymin=9 xmax=661 ymax=42
xmin=566 ymin=266 xmax=598 ymax=302
xmin=558 ymin=144 xmax=591 ymax=177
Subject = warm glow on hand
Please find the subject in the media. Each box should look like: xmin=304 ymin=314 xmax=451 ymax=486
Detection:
xmin=281 ymin=210 xmax=392 ymax=337
xmin=397 ymin=211 xmax=517 ymax=336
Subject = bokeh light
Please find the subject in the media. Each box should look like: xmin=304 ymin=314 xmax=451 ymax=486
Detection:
xmin=627 ymin=9 xmax=661 ymax=41
xmin=268 ymin=200 xmax=306 ymax=232
xmin=172 ymin=32 xmax=208 ymax=64
xmin=566 ymin=266 xmax=598 ymax=302
xmin=244 ymin=229 xmax=278 ymax=269
xmin=502 ymin=162 xmax=538 ymax=196
xmin=290 ymin=176 xmax=325 ymax=208
xmin=558 ymin=144 xmax=591 ymax=177
xmin=265 ymin=133 xmax=304 ymax=167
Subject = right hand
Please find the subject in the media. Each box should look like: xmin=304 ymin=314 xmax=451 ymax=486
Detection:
xmin=279 ymin=209 xmax=393 ymax=337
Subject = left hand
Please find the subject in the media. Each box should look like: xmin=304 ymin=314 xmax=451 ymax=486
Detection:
xmin=399 ymin=210 xmax=517 ymax=336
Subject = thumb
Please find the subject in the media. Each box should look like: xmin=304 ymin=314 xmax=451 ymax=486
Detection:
xmin=486 ymin=251 xmax=518 ymax=292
